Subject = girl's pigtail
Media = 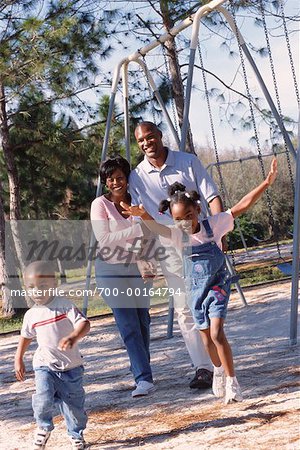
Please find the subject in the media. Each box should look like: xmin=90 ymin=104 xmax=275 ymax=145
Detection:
xmin=158 ymin=199 xmax=171 ymax=214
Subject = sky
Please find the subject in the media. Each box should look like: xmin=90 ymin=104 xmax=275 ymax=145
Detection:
xmin=78 ymin=0 xmax=299 ymax=156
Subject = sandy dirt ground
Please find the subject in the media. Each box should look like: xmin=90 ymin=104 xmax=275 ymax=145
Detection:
xmin=0 ymin=280 xmax=299 ymax=450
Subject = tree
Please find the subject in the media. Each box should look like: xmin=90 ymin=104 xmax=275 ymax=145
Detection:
xmin=0 ymin=0 xmax=111 ymax=314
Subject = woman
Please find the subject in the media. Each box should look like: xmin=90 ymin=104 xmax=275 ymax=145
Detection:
xmin=90 ymin=156 xmax=155 ymax=397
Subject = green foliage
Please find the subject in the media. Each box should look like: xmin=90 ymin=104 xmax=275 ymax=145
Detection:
xmin=0 ymin=1 xmax=109 ymax=103
xmin=227 ymin=215 xmax=265 ymax=249
xmin=7 ymin=89 xmax=97 ymax=219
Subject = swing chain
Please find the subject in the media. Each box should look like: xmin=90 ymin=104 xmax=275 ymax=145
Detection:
xmin=197 ymin=40 xmax=240 ymax=266
xmin=278 ymin=0 xmax=300 ymax=107
xmin=229 ymin=0 xmax=282 ymax=259
xmin=259 ymin=0 xmax=295 ymax=198
xmin=141 ymin=54 xmax=157 ymax=124
xmin=197 ymin=41 xmax=227 ymax=208
xmin=162 ymin=44 xmax=180 ymax=135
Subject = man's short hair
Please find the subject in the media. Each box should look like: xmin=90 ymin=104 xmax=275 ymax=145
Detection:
xmin=135 ymin=121 xmax=162 ymax=134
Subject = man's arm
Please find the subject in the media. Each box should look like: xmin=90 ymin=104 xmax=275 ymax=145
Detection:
xmin=15 ymin=336 xmax=32 ymax=381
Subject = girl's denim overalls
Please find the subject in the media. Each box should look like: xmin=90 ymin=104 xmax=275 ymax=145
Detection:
xmin=183 ymin=219 xmax=232 ymax=330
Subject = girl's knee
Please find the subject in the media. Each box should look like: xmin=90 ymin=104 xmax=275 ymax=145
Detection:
xmin=210 ymin=327 xmax=225 ymax=345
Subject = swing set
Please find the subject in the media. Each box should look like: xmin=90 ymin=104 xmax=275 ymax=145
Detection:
xmin=83 ymin=0 xmax=299 ymax=346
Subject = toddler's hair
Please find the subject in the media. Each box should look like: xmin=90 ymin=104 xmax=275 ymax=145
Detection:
xmin=158 ymin=182 xmax=201 ymax=214
xmin=23 ymin=260 xmax=56 ymax=280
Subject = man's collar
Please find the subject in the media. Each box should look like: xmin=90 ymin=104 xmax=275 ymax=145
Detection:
xmin=141 ymin=147 xmax=174 ymax=173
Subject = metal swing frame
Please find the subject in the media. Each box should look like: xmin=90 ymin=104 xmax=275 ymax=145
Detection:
xmin=83 ymin=0 xmax=299 ymax=345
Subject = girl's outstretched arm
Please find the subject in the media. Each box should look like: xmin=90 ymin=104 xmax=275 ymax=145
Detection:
xmin=231 ymin=158 xmax=277 ymax=219
xmin=121 ymin=202 xmax=171 ymax=238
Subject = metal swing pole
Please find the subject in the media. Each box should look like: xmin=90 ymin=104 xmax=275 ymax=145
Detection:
xmin=134 ymin=58 xmax=179 ymax=337
xmin=290 ymin=114 xmax=300 ymax=345
xmin=122 ymin=62 xmax=131 ymax=163
xmin=82 ymin=61 xmax=124 ymax=316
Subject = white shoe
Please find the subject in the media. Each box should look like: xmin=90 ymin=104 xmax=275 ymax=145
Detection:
xmin=225 ymin=377 xmax=243 ymax=404
xmin=33 ymin=428 xmax=51 ymax=449
xmin=132 ymin=380 xmax=155 ymax=397
xmin=212 ymin=366 xmax=226 ymax=398
xmin=69 ymin=435 xmax=86 ymax=449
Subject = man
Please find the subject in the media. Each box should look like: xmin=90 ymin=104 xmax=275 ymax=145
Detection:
xmin=129 ymin=121 xmax=224 ymax=389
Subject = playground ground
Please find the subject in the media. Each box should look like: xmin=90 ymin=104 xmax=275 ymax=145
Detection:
xmin=0 ymin=279 xmax=299 ymax=449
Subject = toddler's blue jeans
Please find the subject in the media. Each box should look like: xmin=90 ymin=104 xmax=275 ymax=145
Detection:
xmin=33 ymin=365 xmax=87 ymax=439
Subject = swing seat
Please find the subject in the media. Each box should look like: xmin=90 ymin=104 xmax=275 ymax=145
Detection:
xmin=277 ymin=263 xmax=293 ymax=276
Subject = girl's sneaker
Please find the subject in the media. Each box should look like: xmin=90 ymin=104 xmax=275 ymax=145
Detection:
xmin=212 ymin=366 xmax=226 ymax=398
xmin=69 ymin=435 xmax=86 ymax=449
xmin=225 ymin=377 xmax=243 ymax=404
xmin=33 ymin=428 xmax=51 ymax=449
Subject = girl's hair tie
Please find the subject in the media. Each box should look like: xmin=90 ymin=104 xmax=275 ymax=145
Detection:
xmin=185 ymin=193 xmax=190 ymax=198
xmin=167 ymin=198 xmax=171 ymax=202
xmin=158 ymin=211 xmax=164 ymax=215
xmin=197 ymin=200 xmax=201 ymax=205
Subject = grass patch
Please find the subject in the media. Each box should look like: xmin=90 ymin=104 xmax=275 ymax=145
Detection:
xmin=237 ymin=263 xmax=289 ymax=287
xmin=0 ymin=315 xmax=24 ymax=334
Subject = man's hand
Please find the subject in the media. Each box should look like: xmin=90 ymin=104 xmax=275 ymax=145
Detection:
xmin=15 ymin=359 xmax=26 ymax=381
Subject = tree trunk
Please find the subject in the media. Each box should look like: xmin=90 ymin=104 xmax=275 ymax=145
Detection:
xmin=0 ymin=82 xmax=26 ymax=272
xmin=160 ymin=0 xmax=195 ymax=154
xmin=0 ymin=179 xmax=12 ymax=315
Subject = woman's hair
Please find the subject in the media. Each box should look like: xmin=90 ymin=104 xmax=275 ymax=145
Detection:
xmin=100 ymin=156 xmax=131 ymax=184
xmin=158 ymin=182 xmax=201 ymax=214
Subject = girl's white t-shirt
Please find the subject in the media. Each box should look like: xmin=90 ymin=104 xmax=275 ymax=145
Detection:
xmin=162 ymin=210 xmax=234 ymax=251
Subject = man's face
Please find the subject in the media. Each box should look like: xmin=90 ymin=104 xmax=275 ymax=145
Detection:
xmin=134 ymin=125 xmax=165 ymax=161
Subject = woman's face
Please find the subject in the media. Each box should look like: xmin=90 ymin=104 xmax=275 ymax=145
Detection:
xmin=106 ymin=168 xmax=128 ymax=197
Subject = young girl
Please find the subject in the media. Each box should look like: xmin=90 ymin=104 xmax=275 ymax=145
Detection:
xmin=121 ymin=158 xmax=277 ymax=404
